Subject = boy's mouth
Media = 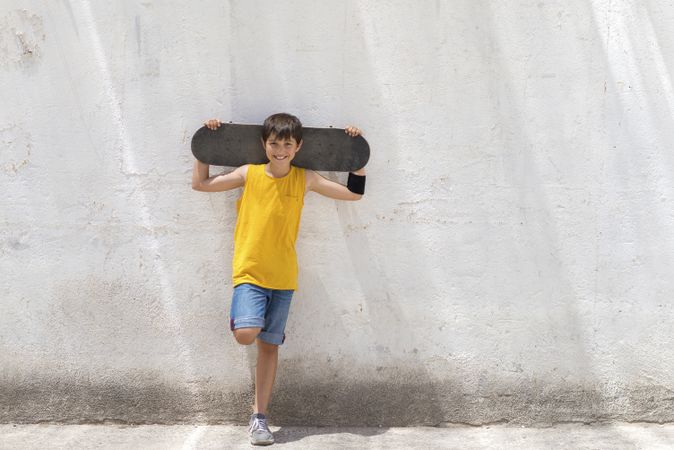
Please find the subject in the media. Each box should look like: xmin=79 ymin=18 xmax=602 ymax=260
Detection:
xmin=273 ymin=155 xmax=288 ymax=161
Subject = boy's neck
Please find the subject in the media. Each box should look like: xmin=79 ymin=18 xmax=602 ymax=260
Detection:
xmin=265 ymin=162 xmax=291 ymax=178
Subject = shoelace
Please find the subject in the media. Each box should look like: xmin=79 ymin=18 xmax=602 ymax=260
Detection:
xmin=250 ymin=416 xmax=269 ymax=432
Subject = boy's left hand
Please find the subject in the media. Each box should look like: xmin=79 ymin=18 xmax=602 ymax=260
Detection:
xmin=345 ymin=126 xmax=362 ymax=137
xmin=344 ymin=126 xmax=366 ymax=175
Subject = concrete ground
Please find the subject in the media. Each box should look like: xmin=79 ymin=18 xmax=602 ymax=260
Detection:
xmin=1 ymin=423 xmax=674 ymax=449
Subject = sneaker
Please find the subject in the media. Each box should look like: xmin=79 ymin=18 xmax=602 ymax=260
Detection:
xmin=249 ymin=413 xmax=274 ymax=446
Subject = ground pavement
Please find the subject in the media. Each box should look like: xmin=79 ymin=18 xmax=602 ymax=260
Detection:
xmin=2 ymin=423 xmax=674 ymax=449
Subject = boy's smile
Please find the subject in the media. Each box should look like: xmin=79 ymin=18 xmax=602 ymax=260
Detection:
xmin=262 ymin=135 xmax=302 ymax=166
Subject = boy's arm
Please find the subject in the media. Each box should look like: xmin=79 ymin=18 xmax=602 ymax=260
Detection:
xmin=191 ymin=117 xmax=247 ymax=192
xmin=192 ymin=160 xmax=248 ymax=192
xmin=305 ymin=125 xmax=366 ymax=200
xmin=305 ymin=169 xmax=365 ymax=201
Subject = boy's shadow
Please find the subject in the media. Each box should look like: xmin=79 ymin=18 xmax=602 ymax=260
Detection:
xmin=272 ymin=426 xmax=388 ymax=444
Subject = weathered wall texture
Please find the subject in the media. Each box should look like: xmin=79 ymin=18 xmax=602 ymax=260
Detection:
xmin=1 ymin=1 xmax=673 ymax=426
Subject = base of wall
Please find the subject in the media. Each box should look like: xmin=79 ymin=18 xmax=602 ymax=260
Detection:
xmin=2 ymin=365 xmax=673 ymax=426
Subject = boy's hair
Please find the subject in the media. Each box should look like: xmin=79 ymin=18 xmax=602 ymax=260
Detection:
xmin=261 ymin=113 xmax=303 ymax=143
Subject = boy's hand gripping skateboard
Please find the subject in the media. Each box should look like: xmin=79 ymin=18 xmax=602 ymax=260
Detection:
xmin=191 ymin=123 xmax=370 ymax=172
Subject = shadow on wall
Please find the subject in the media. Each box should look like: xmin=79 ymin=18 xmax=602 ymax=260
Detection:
xmin=480 ymin=0 xmax=601 ymax=387
xmin=266 ymin=2 xmax=452 ymax=427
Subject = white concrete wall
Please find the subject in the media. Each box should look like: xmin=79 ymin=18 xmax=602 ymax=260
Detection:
xmin=2 ymin=0 xmax=673 ymax=425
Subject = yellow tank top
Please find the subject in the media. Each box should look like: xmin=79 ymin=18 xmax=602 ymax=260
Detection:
xmin=232 ymin=164 xmax=306 ymax=290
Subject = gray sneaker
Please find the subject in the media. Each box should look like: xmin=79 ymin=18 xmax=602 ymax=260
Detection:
xmin=249 ymin=413 xmax=274 ymax=446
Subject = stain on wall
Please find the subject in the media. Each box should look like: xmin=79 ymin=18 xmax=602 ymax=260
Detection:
xmin=0 ymin=123 xmax=32 ymax=175
xmin=0 ymin=9 xmax=45 ymax=69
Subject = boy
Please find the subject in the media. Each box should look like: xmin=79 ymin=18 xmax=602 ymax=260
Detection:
xmin=191 ymin=113 xmax=366 ymax=445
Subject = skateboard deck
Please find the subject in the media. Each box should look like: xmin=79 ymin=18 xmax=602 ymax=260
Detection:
xmin=191 ymin=123 xmax=369 ymax=171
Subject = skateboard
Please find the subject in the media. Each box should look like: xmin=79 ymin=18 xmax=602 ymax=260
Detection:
xmin=191 ymin=123 xmax=370 ymax=172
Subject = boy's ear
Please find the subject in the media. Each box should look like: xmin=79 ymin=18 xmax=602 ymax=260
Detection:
xmin=260 ymin=137 xmax=266 ymax=148
xmin=296 ymin=139 xmax=303 ymax=151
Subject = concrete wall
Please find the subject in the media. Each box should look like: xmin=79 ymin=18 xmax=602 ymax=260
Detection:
xmin=2 ymin=0 xmax=673 ymax=425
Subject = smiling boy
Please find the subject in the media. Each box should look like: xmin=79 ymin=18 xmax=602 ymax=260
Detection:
xmin=191 ymin=113 xmax=366 ymax=445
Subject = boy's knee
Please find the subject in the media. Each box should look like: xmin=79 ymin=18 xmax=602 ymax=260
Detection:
xmin=233 ymin=327 xmax=261 ymax=345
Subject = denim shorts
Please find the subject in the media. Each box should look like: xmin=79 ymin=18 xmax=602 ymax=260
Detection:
xmin=229 ymin=283 xmax=294 ymax=345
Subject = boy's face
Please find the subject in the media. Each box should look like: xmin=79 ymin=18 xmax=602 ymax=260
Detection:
xmin=262 ymin=134 xmax=302 ymax=165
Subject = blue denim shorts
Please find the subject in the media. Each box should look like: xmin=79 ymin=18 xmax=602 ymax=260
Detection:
xmin=229 ymin=283 xmax=294 ymax=345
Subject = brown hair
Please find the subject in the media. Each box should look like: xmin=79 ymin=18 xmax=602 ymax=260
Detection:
xmin=261 ymin=113 xmax=303 ymax=143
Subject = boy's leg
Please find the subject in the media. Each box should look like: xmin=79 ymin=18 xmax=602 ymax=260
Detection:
xmin=253 ymin=289 xmax=293 ymax=414
xmin=254 ymin=339 xmax=279 ymax=415
xmin=230 ymin=284 xmax=276 ymax=445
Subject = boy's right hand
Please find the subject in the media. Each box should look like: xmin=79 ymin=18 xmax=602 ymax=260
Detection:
xmin=204 ymin=119 xmax=222 ymax=130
